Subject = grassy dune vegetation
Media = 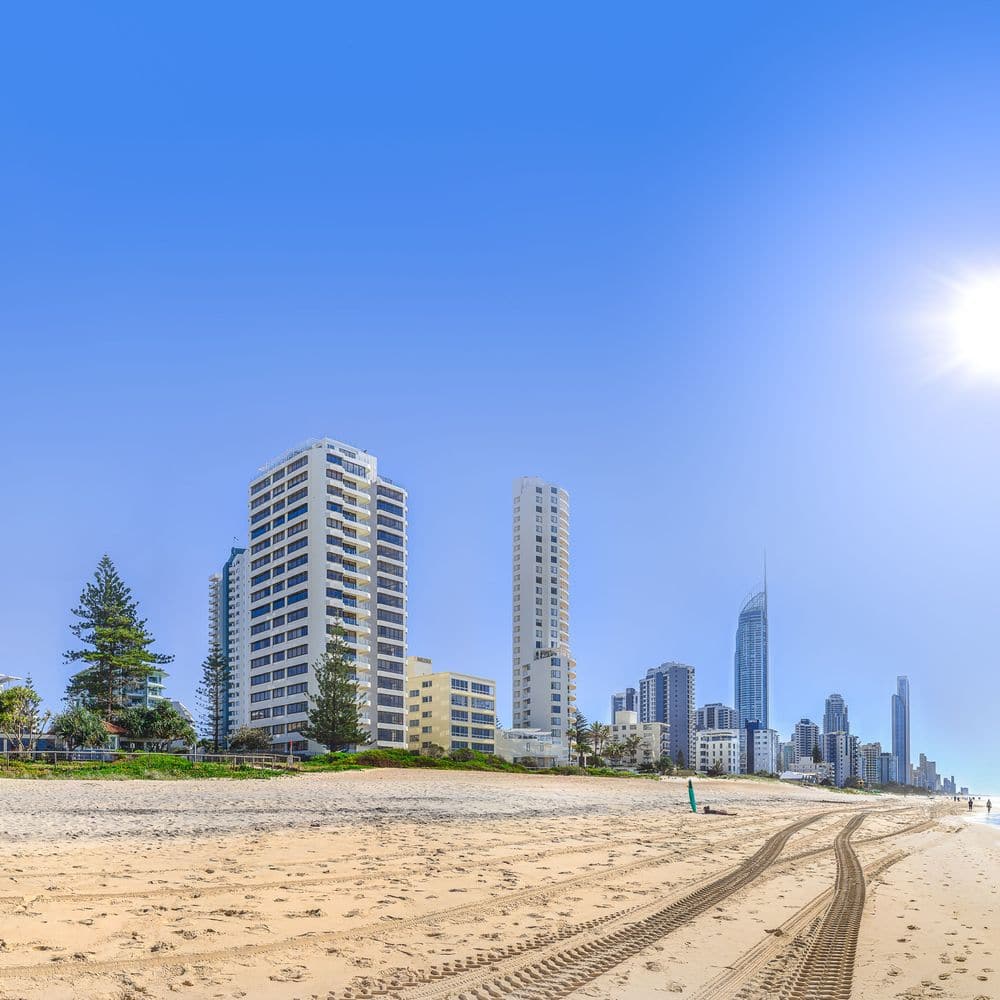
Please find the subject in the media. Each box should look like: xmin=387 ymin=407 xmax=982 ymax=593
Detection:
xmin=0 ymin=754 xmax=287 ymax=780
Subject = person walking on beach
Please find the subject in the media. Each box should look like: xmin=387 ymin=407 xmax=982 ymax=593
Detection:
xmin=969 ymin=798 xmax=974 ymax=811
xmin=988 ymin=799 xmax=992 ymax=815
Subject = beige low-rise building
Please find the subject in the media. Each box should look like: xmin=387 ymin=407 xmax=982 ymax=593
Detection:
xmin=405 ymin=656 xmax=496 ymax=754
xmin=609 ymin=710 xmax=670 ymax=766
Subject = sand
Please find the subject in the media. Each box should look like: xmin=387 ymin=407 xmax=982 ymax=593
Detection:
xmin=0 ymin=770 xmax=985 ymax=999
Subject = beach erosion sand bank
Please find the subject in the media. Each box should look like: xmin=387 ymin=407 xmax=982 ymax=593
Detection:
xmin=0 ymin=770 xmax=990 ymax=999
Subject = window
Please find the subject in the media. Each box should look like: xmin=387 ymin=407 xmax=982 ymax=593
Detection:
xmin=251 ymin=672 xmax=271 ymax=686
xmin=451 ymin=694 xmax=468 ymax=706
xmin=471 ymin=682 xmax=492 ymax=695
xmin=286 ymin=682 xmax=308 ymax=696
xmin=251 ymin=654 xmax=271 ymax=668
xmin=451 ymin=710 xmax=469 ymax=721
xmin=287 ymin=663 xmax=308 ymax=677
xmin=451 ymin=679 xmax=469 ymax=691
xmin=250 ymin=690 xmax=270 ymax=703
xmin=285 ymin=701 xmax=308 ymax=715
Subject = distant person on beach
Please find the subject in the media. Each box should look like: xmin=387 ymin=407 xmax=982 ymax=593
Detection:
xmin=988 ymin=799 xmax=992 ymax=814
xmin=969 ymin=798 xmax=974 ymax=811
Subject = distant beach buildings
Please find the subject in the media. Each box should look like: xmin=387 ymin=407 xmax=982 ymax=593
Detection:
xmin=203 ymin=435 xmax=960 ymax=789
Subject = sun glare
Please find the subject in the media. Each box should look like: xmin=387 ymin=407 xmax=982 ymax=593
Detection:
xmin=947 ymin=272 xmax=1000 ymax=378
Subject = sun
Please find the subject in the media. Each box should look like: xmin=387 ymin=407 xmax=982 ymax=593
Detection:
xmin=946 ymin=272 xmax=1000 ymax=378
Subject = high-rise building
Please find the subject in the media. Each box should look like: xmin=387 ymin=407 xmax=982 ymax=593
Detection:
xmin=747 ymin=727 xmax=781 ymax=774
xmin=792 ymin=718 xmax=820 ymax=763
xmin=734 ymin=586 xmax=769 ymax=771
xmin=511 ymin=477 xmax=574 ymax=745
xmin=240 ymin=438 xmax=407 ymax=753
xmin=914 ymin=752 xmax=939 ymax=792
xmin=859 ymin=741 xmax=881 ymax=787
xmin=209 ymin=546 xmax=247 ymax=738
xmin=877 ymin=751 xmax=898 ymax=785
xmin=822 ymin=731 xmax=855 ymax=788
xmin=823 ymin=693 xmax=849 ymax=735
xmin=638 ymin=662 xmax=696 ymax=768
xmin=779 ymin=740 xmax=796 ymax=772
xmin=611 ymin=687 xmax=638 ymax=719
xmin=891 ymin=675 xmax=911 ymax=786
xmin=405 ymin=656 xmax=496 ymax=755
xmin=696 ymin=703 xmax=737 ymax=731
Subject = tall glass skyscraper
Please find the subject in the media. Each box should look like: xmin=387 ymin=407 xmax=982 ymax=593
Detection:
xmin=823 ymin=693 xmax=849 ymax=735
xmin=891 ymin=675 xmax=910 ymax=785
xmin=734 ymin=587 xmax=769 ymax=771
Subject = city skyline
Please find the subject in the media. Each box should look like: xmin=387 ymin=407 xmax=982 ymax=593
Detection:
xmin=5 ymin=4 xmax=1000 ymax=791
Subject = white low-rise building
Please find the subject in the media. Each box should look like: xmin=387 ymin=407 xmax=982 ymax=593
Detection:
xmin=696 ymin=729 xmax=740 ymax=775
xmin=609 ymin=710 xmax=670 ymax=767
xmin=494 ymin=727 xmax=566 ymax=767
xmin=748 ymin=727 xmax=781 ymax=774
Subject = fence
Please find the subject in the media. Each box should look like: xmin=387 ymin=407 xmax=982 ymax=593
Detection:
xmin=0 ymin=749 xmax=301 ymax=770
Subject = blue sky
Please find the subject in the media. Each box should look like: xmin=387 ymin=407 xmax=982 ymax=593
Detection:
xmin=3 ymin=3 xmax=1000 ymax=789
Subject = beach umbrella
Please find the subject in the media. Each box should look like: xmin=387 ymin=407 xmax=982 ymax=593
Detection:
xmin=688 ymin=778 xmax=697 ymax=813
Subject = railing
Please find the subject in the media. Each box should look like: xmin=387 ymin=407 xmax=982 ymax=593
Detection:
xmin=0 ymin=749 xmax=301 ymax=770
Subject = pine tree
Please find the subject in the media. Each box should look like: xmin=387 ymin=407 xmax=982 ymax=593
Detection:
xmin=298 ymin=626 xmax=369 ymax=752
xmin=567 ymin=710 xmax=592 ymax=767
xmin=64 ymin=555 xmax=173 ymax=720
xmin=196 ymin=642 xmax=229 ymax=752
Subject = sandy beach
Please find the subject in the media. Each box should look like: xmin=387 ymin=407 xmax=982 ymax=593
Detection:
xmin=0 ymin=770 xmax=988 ymax=999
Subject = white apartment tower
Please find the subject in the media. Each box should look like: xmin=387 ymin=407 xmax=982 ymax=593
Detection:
xmin=511 ymin=476 xmax=575 ymax=744
xmin=242 ymin=438 xmax=408 ymax=753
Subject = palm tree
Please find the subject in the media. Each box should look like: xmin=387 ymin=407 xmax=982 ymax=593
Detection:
xmin=623 ymin=734 xmax=643 ymax=766
xmin=604 ymin=740 xmax=624 ymax=766
xmin=590 ymin=723 xmax=611 ymax=761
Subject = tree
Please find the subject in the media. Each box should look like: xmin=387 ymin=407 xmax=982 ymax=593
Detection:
xmin=623 ymin=734 xmax=643 ymax=766
xmin=590 ymin=722 xmax=611 ymax=760
xmin=812 ymin=743 xmax=823 ymax=764
xmin=118 ymin=701 xmax=195 ymax=751
xmin=64 ymin=556 xmax=173 ymax=720
xmin=655 ymin=755 xmax=675 ymax=775
xmin=675 ymin=748 xmax=686 ymax=770
xmin=0 ymin=681 xmax=52 ymax=754
xmin=229 ymin=725 xmax=272 ymax=753
xmin=567 ymin=710 xmax=593 ymax=767
xmin=196 ymin=643 xmax=229 ymax=752
xmin=298 ymin=628 xmax=369 ymax=752
xmin=707 ymin=757 xmax=726 ymax=777
xmin=52 ymin=705 xmax=107 ymax=750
